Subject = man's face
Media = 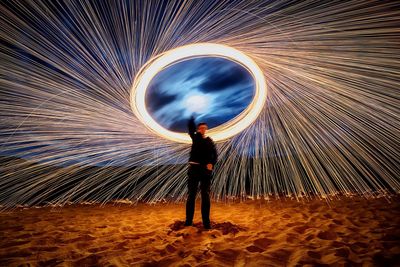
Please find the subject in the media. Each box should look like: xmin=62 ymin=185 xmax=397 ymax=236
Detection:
xmin=197 ymin=125 xmax=208 ymax=136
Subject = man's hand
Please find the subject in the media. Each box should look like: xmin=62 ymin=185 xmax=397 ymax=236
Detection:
xmin=206 ymin=164 xmax=213 ymax=171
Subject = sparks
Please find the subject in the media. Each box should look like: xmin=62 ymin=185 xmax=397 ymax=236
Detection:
xmin=0 ymin=0 xmax=399 ymax=209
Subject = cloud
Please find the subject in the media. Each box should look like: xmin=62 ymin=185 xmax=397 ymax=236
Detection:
xmin=145 ymin=85 xmax=178 ymax=112
xmin=168 ymin=118 xmax=189 ymax=132
xmin=199 ymin=64 xmax=253 ymax=93
xmin=145 ymin=57 xmax=255 ymax=132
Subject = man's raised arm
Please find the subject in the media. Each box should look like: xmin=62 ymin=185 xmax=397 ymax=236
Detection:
xmin=188 ymin=116 xmax=196 ymax=140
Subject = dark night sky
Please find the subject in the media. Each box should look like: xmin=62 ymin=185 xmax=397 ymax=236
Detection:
xmin=145 ymin=57 xmax=255 ymax=132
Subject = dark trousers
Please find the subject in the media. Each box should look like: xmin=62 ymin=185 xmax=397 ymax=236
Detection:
xmin=185 ymin=164 xmax=212 ymax=225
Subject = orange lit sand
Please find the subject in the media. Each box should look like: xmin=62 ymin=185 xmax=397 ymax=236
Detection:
xmin=0 ymin=196 xmax=399 ymax=266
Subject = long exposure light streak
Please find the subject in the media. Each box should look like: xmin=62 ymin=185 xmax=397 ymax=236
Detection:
xmin=0 ymin=0 xmax=399 ymax=210
xmin=131 ymin=43 xmax=267 ymax=143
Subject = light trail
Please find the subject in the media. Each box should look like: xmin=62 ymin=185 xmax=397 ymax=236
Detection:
xmin=0 ymin=0 xmax=399 ymax=210
xmin=131 ymin=43 xmax=267 ymax=143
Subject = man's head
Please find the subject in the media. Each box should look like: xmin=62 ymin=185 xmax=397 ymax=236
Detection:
xmin=197 ymin=122 xmax=208 ymax=136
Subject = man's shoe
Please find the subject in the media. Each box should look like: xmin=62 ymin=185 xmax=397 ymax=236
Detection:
xmin=203 ymin=223 xmax=212 ymax=230
xmin=184 ymin=221 xmax=192 ymax=226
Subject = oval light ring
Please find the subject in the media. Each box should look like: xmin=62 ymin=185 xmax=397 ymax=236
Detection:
xmin=130 ymin=43 xmax=267 ymax=143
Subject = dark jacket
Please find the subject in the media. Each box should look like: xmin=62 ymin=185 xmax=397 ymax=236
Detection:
xmin=188 ymin=117 xmax=218 ymax=166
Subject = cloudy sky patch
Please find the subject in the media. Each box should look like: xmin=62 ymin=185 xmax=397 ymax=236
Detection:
xmin=145 ymin=57 xmax=255 ymax=132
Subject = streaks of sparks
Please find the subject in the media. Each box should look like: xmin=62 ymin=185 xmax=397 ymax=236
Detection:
xmin=0 ymin=0 xmax=399 ymax=210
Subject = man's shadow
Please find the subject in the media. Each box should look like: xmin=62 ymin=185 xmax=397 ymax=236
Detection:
xmin=168 ymin=220 xmax=247 ymax=235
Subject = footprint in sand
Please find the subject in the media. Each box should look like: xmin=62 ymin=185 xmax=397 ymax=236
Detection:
xmin=214 ymin=222 xmax=247 ymax=235
xmin=286 ymin=234 xmax=299 ymax=243
xmin=293 ymin=225 xmax=309 ymax=234
xmin=350 ymin=241 xmax=369 ymax=253
xmin=333 ymin=219 xmax=343 ymax=225
xmin=253 ymin=237 xmax=274 ymax=249
xmin=246 ymin=245 xmax=265 ymax=253
xmin=307 ymin=250 xmax=321 ymax=259
xmin=270 ymin=249 xmax=292 ymax=262
xmin=178 ymin=250 xmax=191 ymax=258
xmin=317 ymin=230 xmax=337 ymax=240
xmin=165 ymin=244 xmax=177 ymax=253
xmin=305 ymin=234 xmax=314 ymax=241
xmin=334 ymin=247 xmax=350 ymax=258
xmin=214 ymin=248 xmax=240 ymax=264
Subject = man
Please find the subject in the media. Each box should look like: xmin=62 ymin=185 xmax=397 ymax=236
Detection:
xmin=185 ymin=115 xmax=217 ymax=230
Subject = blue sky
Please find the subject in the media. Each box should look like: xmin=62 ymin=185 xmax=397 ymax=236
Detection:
xmin=145 ymin=57 xmax=255 ymax=132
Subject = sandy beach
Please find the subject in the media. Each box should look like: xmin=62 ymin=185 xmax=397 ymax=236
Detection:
xmin=0 ymin=196 xmax=399 ymax=266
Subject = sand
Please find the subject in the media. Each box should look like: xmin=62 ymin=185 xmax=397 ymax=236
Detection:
xmin=0 ymin=196 xmax=399 ymax=266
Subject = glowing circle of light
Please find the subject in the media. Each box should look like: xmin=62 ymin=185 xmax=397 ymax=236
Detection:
xmin=130 ymin=43 xmax=267 ymax=143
